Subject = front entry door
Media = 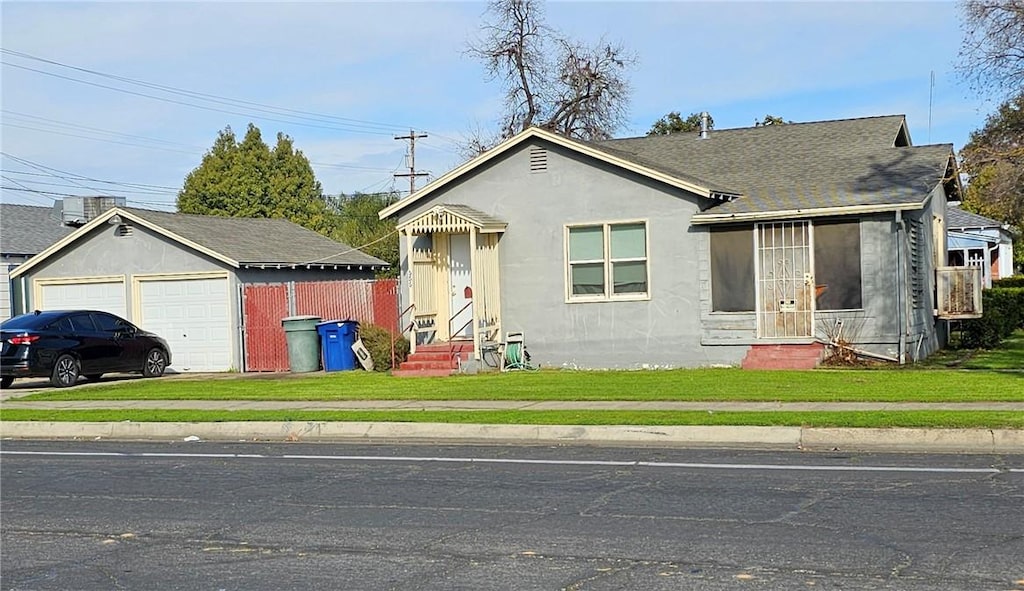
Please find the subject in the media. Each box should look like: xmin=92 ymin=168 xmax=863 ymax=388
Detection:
xmin=756 ymin=222 xmax=814 ymax=338
xmin=448 ymin=234 xmax=473 ymax=339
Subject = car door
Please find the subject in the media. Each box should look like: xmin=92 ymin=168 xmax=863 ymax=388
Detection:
xmin=93 ymin=312 xmax=145 ymax=371
xmin=68 ymin=313 xmax=114 ymax=374
xmin=90 ymin=312 xmax=138 ymax=372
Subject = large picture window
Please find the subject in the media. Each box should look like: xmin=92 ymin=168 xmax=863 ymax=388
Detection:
xmin=566 ymin=221 xmax=648 ymax=301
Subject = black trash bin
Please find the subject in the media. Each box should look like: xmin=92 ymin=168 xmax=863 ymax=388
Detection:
xmin=316 ymin=320 xmax=359 ymax=371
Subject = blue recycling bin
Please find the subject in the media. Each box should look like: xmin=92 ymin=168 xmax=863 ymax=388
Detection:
xmin=316 ymin=320 xmax=358 ymax=371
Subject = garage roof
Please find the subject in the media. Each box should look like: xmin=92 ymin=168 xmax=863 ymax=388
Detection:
xmin=11 ymin=207 xmax=389 ymax=278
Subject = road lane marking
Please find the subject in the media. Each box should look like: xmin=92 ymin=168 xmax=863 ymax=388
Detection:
xmin=2 ymin=450 xmax=1020 ymax=473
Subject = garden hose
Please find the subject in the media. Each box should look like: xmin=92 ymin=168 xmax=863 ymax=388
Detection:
xmin=503 ymin=342 xmax=534 ymax=371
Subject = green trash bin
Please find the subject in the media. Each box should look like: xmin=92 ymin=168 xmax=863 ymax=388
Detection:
xmin=281 ymin=315 xmax=322 ymax=372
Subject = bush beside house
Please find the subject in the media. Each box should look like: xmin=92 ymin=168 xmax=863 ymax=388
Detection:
xmin=359 ymin=324 xmax=410 ymax=371
xmin=960 ymin=283 xmax=1024 ymax=348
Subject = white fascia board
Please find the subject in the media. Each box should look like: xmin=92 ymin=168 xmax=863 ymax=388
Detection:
xmin=690 ymin=201 xmax=927 ymax=225
xmin=379 ymin=127 xmax=716 ymax=220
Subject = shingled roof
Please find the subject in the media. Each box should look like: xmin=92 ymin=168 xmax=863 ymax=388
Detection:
xmin=118 ymin=208 xmax=387 ymax=267
xmin=600 ymin=115 xmax=958 ymax=221
xmin=947 ymin=205 xmax=1004 ymax=230
xmin=0 ymin=203 xmax=75 ymax=256
xmin=11 ymin=207 xmax=388 ymax=278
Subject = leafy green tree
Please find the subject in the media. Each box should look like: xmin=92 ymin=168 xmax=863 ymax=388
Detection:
xmin=178 ymin=123 xmax=335 ymax=234
xmin=327 ymin=191 xmax=400 ymax=277
xmin=959 ymin=92 xmax=1024 ymax=269
xmin=647 ymin=111 xmax=714 ymax=136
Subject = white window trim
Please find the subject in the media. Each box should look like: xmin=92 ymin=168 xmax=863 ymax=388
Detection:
xmin=564 ymin=219 xmax=650 ymax=303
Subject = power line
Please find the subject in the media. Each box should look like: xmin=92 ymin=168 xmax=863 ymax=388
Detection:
xmin=2 ymin=49 xmax=409 ymax=134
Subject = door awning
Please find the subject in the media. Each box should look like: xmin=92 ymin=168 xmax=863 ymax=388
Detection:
xmin=398 ymin=204 xmax=507 ymax=234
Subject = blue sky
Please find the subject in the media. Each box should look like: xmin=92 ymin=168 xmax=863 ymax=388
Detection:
xmin=0 ymin=1 xmax=998 ymax=212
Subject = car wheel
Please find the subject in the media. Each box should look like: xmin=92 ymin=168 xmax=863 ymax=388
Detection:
xmin=50 ymin=354 xmax=80 ymax=388
xmin=143 ymin=348 xmax=168 ymax=378
xmin=0 ymin=376 xmax=13 ymax=389
xmin=84 ymin=374 xmax=103 ymax=382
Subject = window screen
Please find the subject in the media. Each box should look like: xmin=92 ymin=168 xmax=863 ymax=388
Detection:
xmin=814 ymin=220 xmax=862 ymax=310
xmin=710 ymin=226 xmax=755 ymax=312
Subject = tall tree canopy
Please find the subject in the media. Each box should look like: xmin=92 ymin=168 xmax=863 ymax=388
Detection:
xmin=326 ymin=191 xmax=400 ymax=277
xmin=957 ymin=0 xmax=1024 ymax=97
xmin=467 ymin=0 xmax=636 ymax=149
xmin=177 ymin=124 xmax=335 ymax=234
xmin=959 ymin=93 xmax=1024 ymax=267
xmin=647 ymin=112 xmax=713 ymax=136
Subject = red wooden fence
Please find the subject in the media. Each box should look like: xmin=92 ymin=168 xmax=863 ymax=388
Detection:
xmin=243 ymin=279 xmax=399 ymax=372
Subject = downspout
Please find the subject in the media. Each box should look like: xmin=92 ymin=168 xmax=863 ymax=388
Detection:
xmin=895 ymin=210 xmax=906 ymax=365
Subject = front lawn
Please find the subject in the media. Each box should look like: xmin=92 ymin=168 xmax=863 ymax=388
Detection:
xmin=13 ymin=366 xmax=1024 ymax=403
xmin=919 ymin=329 xmax=1024 ymax=371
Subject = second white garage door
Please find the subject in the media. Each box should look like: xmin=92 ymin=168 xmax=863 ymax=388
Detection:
xmin=138 ymin=277 xmax=232 ymax=372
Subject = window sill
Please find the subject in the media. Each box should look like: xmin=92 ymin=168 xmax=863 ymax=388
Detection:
xmin=565 ymin=294 xmax=651 ymax=304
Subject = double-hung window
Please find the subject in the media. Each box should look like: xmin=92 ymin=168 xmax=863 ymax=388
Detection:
xmin=566 ymin=221 xmax=649 ymax=301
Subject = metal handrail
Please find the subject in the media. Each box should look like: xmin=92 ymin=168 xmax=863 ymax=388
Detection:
xmin=448 ymin=299 xmax=473 ymax=370
xmin=396 ymin=303 xmax=416 ymax=365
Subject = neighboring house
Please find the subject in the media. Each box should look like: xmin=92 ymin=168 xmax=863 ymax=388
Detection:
xmin=946 ymin=205 xmax=1015 ymax=287
xmin=10 ymin=206 xmax=388 ymax=372
xmin=380 ymin=115 xmax=964 ymax=370
xmin=0 ymin=198 xmax=125 ymax=319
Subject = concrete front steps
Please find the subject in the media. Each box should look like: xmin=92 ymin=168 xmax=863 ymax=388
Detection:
xmin=741 ymin=343 xmax=825 ymax=370
xmin=392 ymin=341 xmax=474 ymax=377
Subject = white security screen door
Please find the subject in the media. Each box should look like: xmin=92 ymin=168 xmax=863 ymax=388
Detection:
xmin=756 ymin=221 xmax=814 ymax=338
xmin=448 ymin=234 xmax=473 ymax=339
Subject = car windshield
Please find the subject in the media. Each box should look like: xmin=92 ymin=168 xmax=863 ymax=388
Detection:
xmin=1 ymin=312 xmax=67 ymax=330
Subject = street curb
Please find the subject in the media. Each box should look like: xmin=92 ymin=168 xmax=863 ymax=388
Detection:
xmin=2 ymin=422 xmax=1022 ymax=452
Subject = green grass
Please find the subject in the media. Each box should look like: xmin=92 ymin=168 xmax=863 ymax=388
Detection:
xmin=919 ymin=329 xmax=1024 ymax=370
xmin=1 ymin=408 xmax=1022 ymax=429
xmin=14 ymin=367 xmax=1024 ymax=403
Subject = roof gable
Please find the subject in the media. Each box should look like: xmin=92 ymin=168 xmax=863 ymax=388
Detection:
xmin=11 ymin=207 xmax=388 ymax=278
xmin=379 ymin=127 xmax=727 ymax=220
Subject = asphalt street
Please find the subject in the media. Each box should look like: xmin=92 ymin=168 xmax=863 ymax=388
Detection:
xmin=1 ymin=441 xmax=1022 ymax=590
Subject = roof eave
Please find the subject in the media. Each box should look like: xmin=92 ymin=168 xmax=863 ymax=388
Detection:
xmin=690 ymin=200 xmax=929 ymax=225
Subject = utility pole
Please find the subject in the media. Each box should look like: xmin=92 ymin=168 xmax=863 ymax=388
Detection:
xmin=394 ymin=129 xmax=429 ymax=195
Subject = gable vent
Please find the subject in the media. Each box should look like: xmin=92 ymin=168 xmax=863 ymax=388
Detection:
xmin=529 ymin=146 xmax=548 ymax=173
xmin=116 ymin=224 xmax=134 ymax=237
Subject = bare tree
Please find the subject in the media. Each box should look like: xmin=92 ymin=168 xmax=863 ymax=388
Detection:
xmin=957 ymin=0 xmax=1024 ymax=97
xmin=466 ymin=0 xmax=636 ymax=150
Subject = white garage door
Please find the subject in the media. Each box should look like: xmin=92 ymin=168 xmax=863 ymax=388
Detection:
xmin=138 ymin=277 xmax=232 ymax=373
xmin=38 ymin=280 xmax=127 ymax=318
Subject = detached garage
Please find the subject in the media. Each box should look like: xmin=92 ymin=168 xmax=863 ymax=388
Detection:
xmin=10 ymin=207 xmax=388 ymax=373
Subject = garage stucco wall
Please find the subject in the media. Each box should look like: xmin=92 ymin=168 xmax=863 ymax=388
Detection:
xmin=397 ymin=139 xmax=747 ymax=369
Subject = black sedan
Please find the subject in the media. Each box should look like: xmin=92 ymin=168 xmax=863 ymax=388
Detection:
xmin=1 ymin=310 xmax=171 ymax=388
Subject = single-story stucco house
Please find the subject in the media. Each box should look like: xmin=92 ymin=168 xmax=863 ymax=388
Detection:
xmin=380 ymin=114 xmax=969 ymax=371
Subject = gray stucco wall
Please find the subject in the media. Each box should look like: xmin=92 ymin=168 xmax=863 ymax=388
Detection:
xmin=399 ymin=139 xmax=746 ymax=369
